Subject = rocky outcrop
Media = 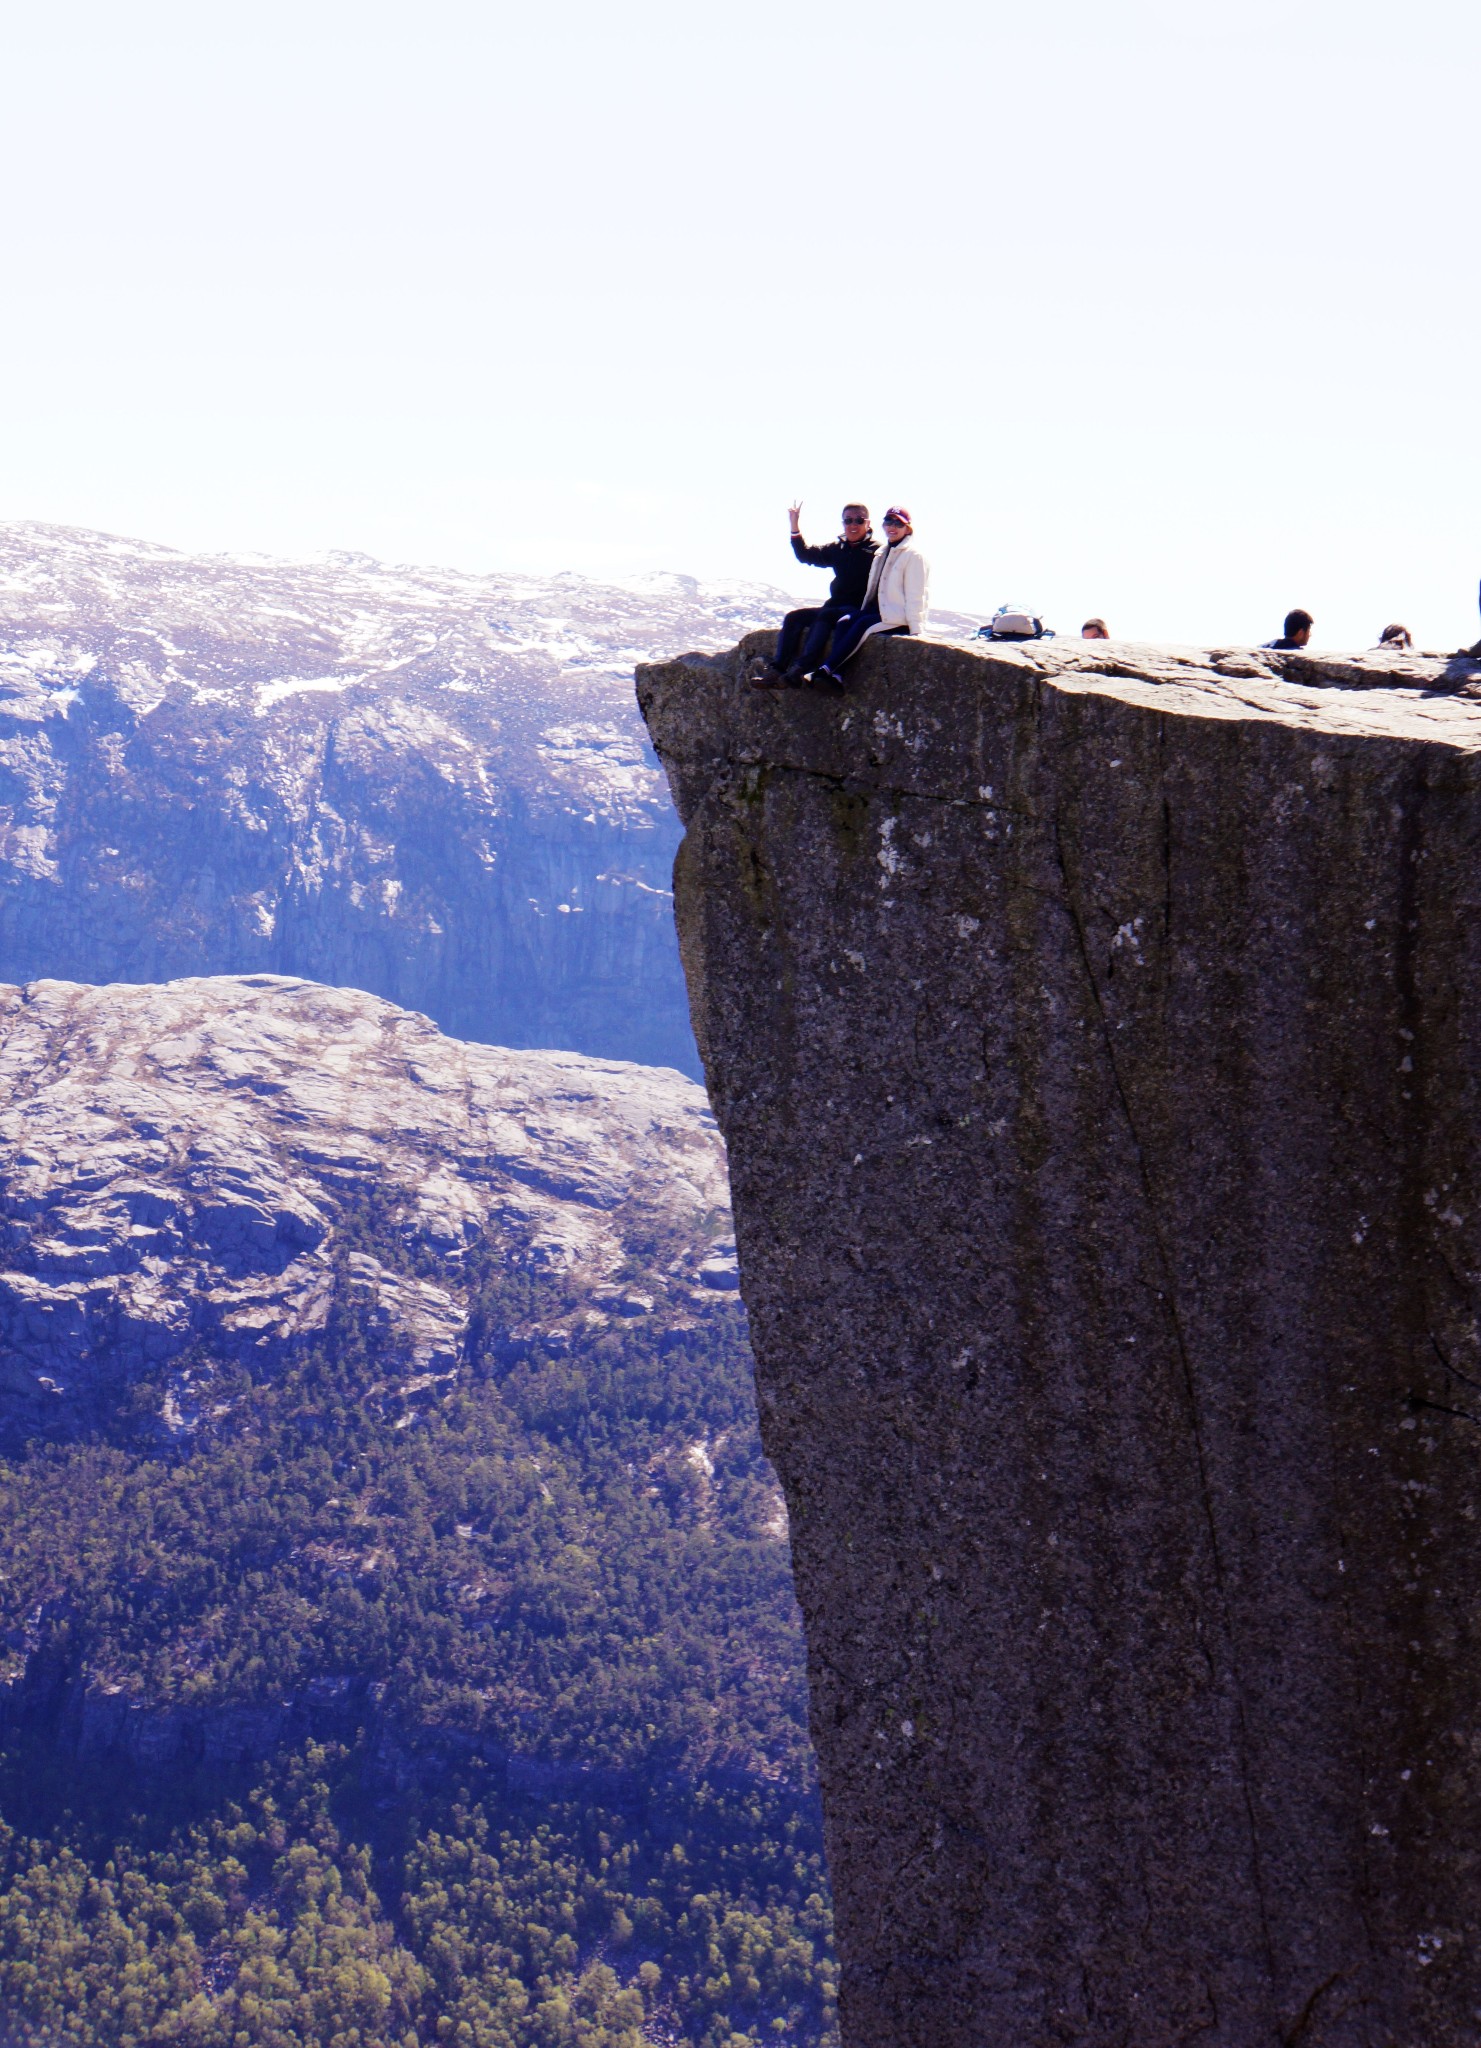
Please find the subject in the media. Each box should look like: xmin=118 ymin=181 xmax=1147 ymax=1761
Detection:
xmin=640 ymin=630 xmax=1481 ymax=2047
xmin=0 ymin=524 xmax=798 ymax=1075
xmin=0 ymin=974 xmax=733 ymax=1437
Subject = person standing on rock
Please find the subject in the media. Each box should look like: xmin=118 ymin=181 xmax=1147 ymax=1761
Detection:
xmin=809 ymin=507 xmax=930 ymax=694
xmin=1265 ymin=608 xmax=1313 ymax=650
xmin=753 ymin=502 xmax=878 ymax=688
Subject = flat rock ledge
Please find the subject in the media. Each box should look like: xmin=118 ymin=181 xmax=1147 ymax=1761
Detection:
xmin=637 ymin=631 xmax=1481 ymax=2048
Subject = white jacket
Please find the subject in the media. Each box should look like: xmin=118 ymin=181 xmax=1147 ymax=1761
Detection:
xmin=862 ymin=538 xmax=930 ymax=636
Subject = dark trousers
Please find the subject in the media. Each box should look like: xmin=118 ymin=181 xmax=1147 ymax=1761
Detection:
xmin=775 ymin=604 xmax=847 ymax=674
xmin=823 ymin=606 xmax=908 ymax=670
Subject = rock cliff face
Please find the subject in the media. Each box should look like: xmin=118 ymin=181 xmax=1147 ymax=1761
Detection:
xmin=0 ymin=524 xmax=791 ymax=1076
xmin=640 ymin=630 xmax=1481 ymax=2047
xmin=0 ymin=973 xmax=733 ymax=1440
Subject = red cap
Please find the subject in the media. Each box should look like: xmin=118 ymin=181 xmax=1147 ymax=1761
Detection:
xmin=883 ymin=506 xmax=912 ymax=529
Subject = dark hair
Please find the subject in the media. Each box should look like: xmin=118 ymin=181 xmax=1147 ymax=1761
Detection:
xmin=1082 ymin=618 xmax=1108 ymax=637
xmin=1284 ymin=609 xmax=1314 ymax=638
xmin=842 ymin=503 xmax=870 ymax=521
xmin=1379 ymin=622 xmax=1412 ymax=648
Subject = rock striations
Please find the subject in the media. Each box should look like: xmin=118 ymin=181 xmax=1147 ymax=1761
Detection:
xmin=0 ymin=974 xmax=733 ymax=1440
xmin=639 ymin=629 xmax=1481 ymax=2047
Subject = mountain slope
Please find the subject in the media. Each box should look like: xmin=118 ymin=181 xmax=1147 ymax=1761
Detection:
xmin=0 ymin=974 xmax=835 ymax=2047
xmin=0 ymin=973 xmax=731 ymax=1442
xmin=0 ymin=525 xmax=792 ymax=1076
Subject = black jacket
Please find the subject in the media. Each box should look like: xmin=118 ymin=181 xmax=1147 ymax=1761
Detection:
xmin=791 ymin=532 xmax=878 ymax=609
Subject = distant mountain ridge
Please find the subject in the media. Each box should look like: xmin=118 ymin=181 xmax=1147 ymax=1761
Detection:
xmin=0 ymin=523 xmax=792 ymax=1075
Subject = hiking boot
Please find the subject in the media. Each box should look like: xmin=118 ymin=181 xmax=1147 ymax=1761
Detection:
xmin=750 ymin=662 xmax=785 ymax=690
xmin=781 ymin=665 xmax=808 ymax=687
xmin=810 ymin=667 xmax=846 ymax=695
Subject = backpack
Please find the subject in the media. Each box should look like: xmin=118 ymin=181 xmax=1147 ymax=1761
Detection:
xmin=982 ymin=604 xmax=1051 ymax=642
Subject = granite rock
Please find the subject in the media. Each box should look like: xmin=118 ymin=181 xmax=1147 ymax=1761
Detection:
xmin=639 ymin=629 xmax=1481 ymax=2046
xmin=0 ymin=973 xmax=731 ymax=1437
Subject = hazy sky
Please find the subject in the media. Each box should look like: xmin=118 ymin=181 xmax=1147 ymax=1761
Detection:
xmin=3 ymin=0 xmax=1478 ymax=647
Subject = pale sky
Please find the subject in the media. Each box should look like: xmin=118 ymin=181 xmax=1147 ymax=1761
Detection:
xmin=2 ymin=0 xmax=1478 ymax=649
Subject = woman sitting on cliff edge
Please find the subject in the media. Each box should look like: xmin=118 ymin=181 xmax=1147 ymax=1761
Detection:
xmin=810 ymin=507 xmax=931 ymax=694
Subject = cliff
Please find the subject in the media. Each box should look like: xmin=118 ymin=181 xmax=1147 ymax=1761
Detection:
xmin=638 ymin=629 xmax=1481 ymax=2048
xmin=0 ymin=523 xmax=791 ymax=1077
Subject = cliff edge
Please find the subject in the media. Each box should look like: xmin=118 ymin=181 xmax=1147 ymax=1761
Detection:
xmin=638 ymin=630 xmax=1481 ymax=2047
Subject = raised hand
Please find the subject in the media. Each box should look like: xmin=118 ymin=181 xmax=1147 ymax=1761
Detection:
xmin=788 ymin=501 xmax=803 ymax=535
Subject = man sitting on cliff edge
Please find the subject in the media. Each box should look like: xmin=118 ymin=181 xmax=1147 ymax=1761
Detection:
xmin=753 ymin=502 xmax=878 ymax=688
xmin=809 ymin=507 xmax=931 ymax=694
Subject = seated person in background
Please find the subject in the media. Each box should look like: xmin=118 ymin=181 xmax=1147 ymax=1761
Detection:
xmin=1377 ymin=622 xmax=1413 ymax=651
xmin=810 ymin=507 xmax=930 ymax=693
xmin=1082 ymin=618 xmax=1110 ymax=640
xmin=754 ymin=502 xmax=878 ymax=687
xmin=1265 ymin=608 xmax=1314 ymax=650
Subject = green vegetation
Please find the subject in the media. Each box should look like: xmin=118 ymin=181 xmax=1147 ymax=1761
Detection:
xmin=0 ymin=1229 xmax=837 ymax=2046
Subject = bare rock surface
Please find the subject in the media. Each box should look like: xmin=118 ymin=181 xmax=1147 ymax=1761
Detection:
xmin=0 ymin=523 xmax=802 ymax=1074
xmin=0 ymin=973 xmax=731 ymax=1436
xmin=639 ymin=629 xmax=1481 ymax=2046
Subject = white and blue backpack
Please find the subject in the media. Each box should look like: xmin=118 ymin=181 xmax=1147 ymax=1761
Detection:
xmin=981 ymin=604 xmax=1053 ymax=642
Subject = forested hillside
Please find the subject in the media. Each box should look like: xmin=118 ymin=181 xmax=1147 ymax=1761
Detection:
xmin=0 ymin=1218 xmax=837 ymax=2047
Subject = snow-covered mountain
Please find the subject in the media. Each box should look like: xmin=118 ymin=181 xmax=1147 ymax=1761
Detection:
xmin=0 ymin=523 xmax=793 ymax=1073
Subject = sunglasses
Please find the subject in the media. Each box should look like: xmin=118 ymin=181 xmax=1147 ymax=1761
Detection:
xmin=842 ymin=516 xmax=868 ymax=526
xmin=882 ymin=516 xmax=907 ymax=527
